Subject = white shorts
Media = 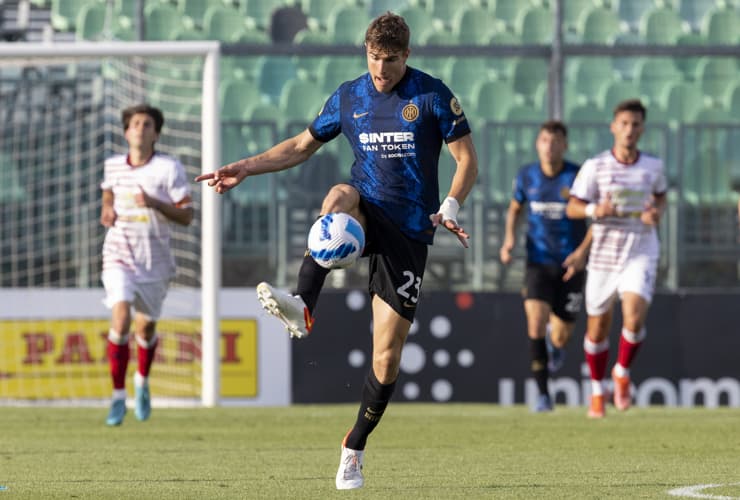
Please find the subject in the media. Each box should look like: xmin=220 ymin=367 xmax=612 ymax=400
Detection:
xmin=585 ymin=254 xmax=658 ymax=316
xmin=101 ymin=268 xmax=169 ymax=320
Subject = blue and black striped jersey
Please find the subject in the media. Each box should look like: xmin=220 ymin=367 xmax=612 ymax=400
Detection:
xmin=512 ymin=161 xmax=587 ymax=265
xmin=309 ymin=66 xmax=471 ymax=245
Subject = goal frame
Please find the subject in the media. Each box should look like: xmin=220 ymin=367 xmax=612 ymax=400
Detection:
xmin=0 ymin=41 xmax=222 ymax=407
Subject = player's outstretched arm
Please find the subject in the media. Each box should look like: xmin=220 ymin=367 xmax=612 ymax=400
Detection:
xmin=195 ymin=129 xmax=323 ymax=194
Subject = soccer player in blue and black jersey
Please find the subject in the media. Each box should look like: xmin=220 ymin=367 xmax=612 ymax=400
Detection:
xmin=197 ymin=12 xmax=478 ymax=489
xmin=499 ymin=121 xmax=591 ymax=412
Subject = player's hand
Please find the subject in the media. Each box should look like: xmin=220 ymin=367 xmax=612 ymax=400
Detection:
xmin=640 ymin=200 xmax=661 ymax=226
xmin=195 ymin=162 xmax=247 ymax=194
xmin=430 ymin=213 xmax=470 ymax=248
xmin=562 ymin=248 xmax=587 ymax=281
xmin=100 ymin=205 xmax=116 ymax=227
xmin=499 ymin=240 xmax=514 ymax=265
xmin=595 ymin=192 xmax=618 ymax=218
xmin=135 ymin=185 xmax=160 ymax=210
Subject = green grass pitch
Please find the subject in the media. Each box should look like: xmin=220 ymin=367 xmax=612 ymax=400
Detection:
xmin=2 ymin=404 xmax=739 ymax=499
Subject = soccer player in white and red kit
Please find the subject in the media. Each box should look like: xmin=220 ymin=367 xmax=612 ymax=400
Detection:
xmin=566 ymin=99 xmax=667 ymax=418
xmin=100 ymin=104 xmax=193 ymax=426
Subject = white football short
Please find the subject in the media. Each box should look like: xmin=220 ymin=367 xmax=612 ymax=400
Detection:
xmin=585 ymin=253 xmax=658 ymax=316
xmin=101 ymin=268 xmax=169 ymax=320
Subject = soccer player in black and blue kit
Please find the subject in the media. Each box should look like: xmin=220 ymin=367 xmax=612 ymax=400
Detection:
xmin=499 ymin=121 xmax=591 ymax=412
xmin=196 ymin=12 xmax=478 ymax=489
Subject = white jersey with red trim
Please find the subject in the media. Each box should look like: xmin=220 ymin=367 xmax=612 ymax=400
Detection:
xmin=100 ymin=152 xmax=191 ymax=282
xmin=570 ymin=150 xmax=667 ymax=273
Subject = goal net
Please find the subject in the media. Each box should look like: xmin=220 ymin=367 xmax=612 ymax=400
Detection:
xmin=0 ymin=42 xmax=222 ymax=406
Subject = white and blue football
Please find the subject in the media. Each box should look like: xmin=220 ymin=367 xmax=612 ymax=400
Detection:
xmin=307 ymin=213 xmax=365 ymax=269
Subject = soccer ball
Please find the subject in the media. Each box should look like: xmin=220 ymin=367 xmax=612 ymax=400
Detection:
xmin=307 ymin=213 xmax=365 ymax=269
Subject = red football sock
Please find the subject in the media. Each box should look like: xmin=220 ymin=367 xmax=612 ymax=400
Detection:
xmin=107 ymin=329 xmax=130 ymax=390
xmin=617 ymin=328 xmax=646 ymax=370
xmin=583 ymin=336 xmax=609 ymax=382
xmin=136 ymin=335 xmax=158 ymax=378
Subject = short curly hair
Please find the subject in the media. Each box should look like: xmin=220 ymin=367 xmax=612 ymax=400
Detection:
xmin=364 ymin=12 xmax=410 ymax=52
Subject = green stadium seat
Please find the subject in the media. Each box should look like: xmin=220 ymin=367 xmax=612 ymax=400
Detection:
xmin=176 ymin=0 xmax=223 ymax=29
xmin=506 ymin=104 xmax=545 ymax=122
xmin=679 ymin=0 xmax=716 ymax=31
xmin=428 ymin=0 xmax=477 ymax=29
xmin=616 ymin=0 xmax=655 ymax=31
xmin=660 ymin=81 xmax=704 ymax=123
xmin=634 ymin=57 xmax=682 ymax=102
xmin=256 ymin=56 xmax=298 ymax=104
xmin=562 ymin=0 xmax=594 ymax=32
xmin=316 ymin=57 xmax=365 ymax=96
xmin=417 ymin=30 xmax=457 ymax=81
xmin=598 ymin=80 xmax=642 ymax=111
xmin=567 ymin=57 xmax=614 ymax=98
xmin=220 ymin=79 xmax=263 ymax=120
xmin=696 ymin=57 xmax=738 ymax=100
xmin=491 ymin=0 xmax=532 ymax=31
xmin=566 ymin=103 xmax=605 ymax=123
xmin=702 ymin=7 xmax=740 ymax=45
xmin=303 ymin=0 xmax=349 ymax=31
xmin=176 ymin=28 xmax=208 ymax=41
xmin=51 ymin=0 xmax=91 ymax=32
xmin=75 ymin=3 xmax=106 ymax=41
xmin=398 ymin=5 xmax=437 ymax=43
xmin=675 ymin=33 xmax=706 ymax=81
xmin=691 ymin=106 xmax=731 ymax=124
xmin=329 ymin=5 xmax=371 ymax=45
xmin=222 ymin=124 xmax=248 ymax=164
xmin=243 ymin=102 xmax=283 ymax=153
xmin=292 ymin=29 xmax=332 ymax=81
xmin=241 ymin=0 xmax=285 ymax=30
xmin=640 ymin=7 xmax=686 ymax=44
xmin=486 ymin=32 xmax=520 ymax=81
xmin=221 ymin=56 xmax=260 ymax=82
xmin=578 ymin=6 xmax=623 ymax=44
xmin=279 ymin=79 xmax=324 ymax=124
xmin=511 ymin=58 xmax=549 ymax=100
xmin=451 ymin=6 xmax=496 ymax=46
xmin=684 ymin=147 xmax=734 ymax=204
xmin=144 ymin=3 xmax=183 ymax=41
xmin=725 ymin=81 xmax=740 ymax=123
xmin=203 ymin=5 xmax=248 ymax=42
xmin=471 ymin=79 xmax=517 ymax=123
xmin=611 ymin=32 xmax=645 ymax=80
xmin=447 ymin=58 xmax=492 ymax=104
xmin=516 ymin=5 xmax=553 ymax=44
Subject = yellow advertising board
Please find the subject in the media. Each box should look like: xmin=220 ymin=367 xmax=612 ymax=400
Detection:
xmin=0 ymin=318 xmax=257 ymax=399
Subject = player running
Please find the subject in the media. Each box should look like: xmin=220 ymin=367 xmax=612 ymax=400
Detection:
xmin=566 ymin=99 xmax=667 ymax=418
xmin=500 ymin=120 xmax=591 ymax=413
xmin=100 ymin=104 xmax=194 ymax=426
xmin=197 ymin=12 xmax=478 ymax=489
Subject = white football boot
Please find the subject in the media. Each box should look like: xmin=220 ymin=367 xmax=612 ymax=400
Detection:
xmin=335 ymin=441 xmax=365 ymax=490
xmin=256 ymin=282 xmax=313 ymax=339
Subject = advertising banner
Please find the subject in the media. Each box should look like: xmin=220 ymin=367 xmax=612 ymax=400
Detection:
xmin=0 ymin=289 xmax=290 ymax=405
xmin=292 ymin=290 xmax=740 ymax=407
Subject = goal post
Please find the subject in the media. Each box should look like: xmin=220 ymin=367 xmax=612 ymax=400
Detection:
xmin=0 ymin=41 xmax=221 ymax=407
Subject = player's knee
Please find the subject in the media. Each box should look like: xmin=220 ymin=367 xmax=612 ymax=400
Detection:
xmin=321 ymin=184 xmax=359 ymax=213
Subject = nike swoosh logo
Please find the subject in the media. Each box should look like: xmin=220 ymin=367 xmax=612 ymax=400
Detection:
xmin=402 ymin=301 xmax=416 ymax=309
xmin=353 ymin=111 xmax=369 ymax=119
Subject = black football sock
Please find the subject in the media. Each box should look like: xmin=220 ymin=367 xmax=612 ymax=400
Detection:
xmin=345 ymin=369 xmax=397 ymax=451
xmin=530 ymin=337 xmax=549 ymax=396
xmin=294 ymin=253 xmax=329 ymax=314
